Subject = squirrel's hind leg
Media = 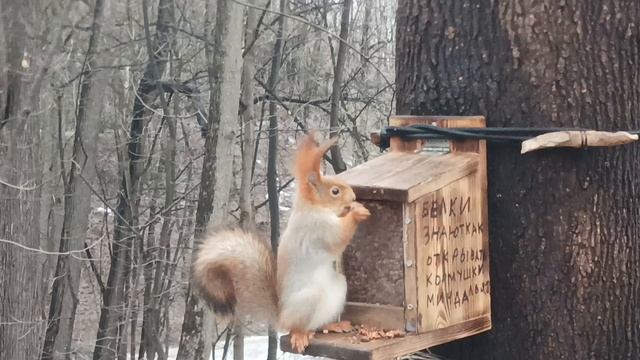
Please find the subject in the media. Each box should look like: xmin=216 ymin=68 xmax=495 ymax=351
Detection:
xmin=289 ymin=329 xmax=315 ymax=353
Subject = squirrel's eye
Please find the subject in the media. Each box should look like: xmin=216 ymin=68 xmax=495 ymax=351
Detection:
xmin=331 ymin=187 xmax=341 ymax=196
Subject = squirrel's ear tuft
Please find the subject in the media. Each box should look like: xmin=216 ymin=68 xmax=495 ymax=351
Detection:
xmin=294 ymin=131 xmax=329 ymax=201
xmin=297 ymin=130 xmax=319 ymax=150
xmin=318 ymin=136 xmax=337 ymax=157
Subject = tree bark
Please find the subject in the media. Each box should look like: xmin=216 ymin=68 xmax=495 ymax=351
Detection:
xmin=360 ymin=0 xmax=371 ymax=68
xmin=93 ymin=0 xmax=175 ymax=358
xmin=328 ymin=0 xmax=352 ymax=174
xmin=396 ymin=0 xmax=640 ymax=359
xmin=266 ymin=0 xmax=287 ymax=252
xmin=0 ymin=0 xmax=67 ymax=357
xmin=239 ymin=1 xmax=260 ymax=232
xmin=137 ymin=10 xmax=181 ymax=360
xmin=0 ymin=2 xmax=44 ymax=359
xmin=236 ymin=5 xmax=269 ymax=355
xmin=266 ymin=1 xmax=287 ymax=358
xmin=41 ymin=1 xmax=107 ymax=359
xmin=176 ymin=0 xmax=244 ymax=358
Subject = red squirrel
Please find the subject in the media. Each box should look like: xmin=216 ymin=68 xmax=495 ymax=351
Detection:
xmin=192 ymin=132 xmax=370 ymax=353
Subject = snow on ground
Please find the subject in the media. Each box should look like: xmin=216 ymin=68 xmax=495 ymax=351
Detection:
xmin=166 ymin=335 xmax=329 ymax=360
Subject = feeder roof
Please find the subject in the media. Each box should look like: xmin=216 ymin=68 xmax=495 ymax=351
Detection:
xmin=337 ymin=152 xmax=479 ymax=203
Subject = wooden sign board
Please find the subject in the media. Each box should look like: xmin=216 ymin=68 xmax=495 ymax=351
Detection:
xmin=281 ymin=116 xmax=491 ymax=360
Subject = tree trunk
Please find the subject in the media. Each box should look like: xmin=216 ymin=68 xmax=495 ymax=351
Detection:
xmin=396 ymin=0 xmax=640 ymax=359
xmin=41 ymin=1 xmax=107 ymax=359
xmin=0 ymin=1 xmax=44 ymax=359
xmin=239 ymin=1 xmax=260 ymax=232
xmin=266 ymin=1 xmax=287 ymax=358
xmin=360 ymin=0 xmax=371 ymax=69
xmin=328 ymin=0 xmax=352 ymax=174
xmin=176 ymin=0 xmax=244 ymax=358
xmin=266 ymin=0 xmax=287 ymax=251
xmin=0 ymin=0 xmax=69 ymax=357
xmin=137 ymin=11 xmax=181 ymax=360
xmin=93 ymin=1 xmax=175 ymax=358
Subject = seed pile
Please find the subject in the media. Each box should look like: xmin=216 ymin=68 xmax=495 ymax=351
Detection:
xmin=349 ymin=324 xmax=406 ymax=343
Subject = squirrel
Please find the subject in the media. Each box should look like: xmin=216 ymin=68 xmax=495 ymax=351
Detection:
xmin=191 ymin=132 xmax=370 ymax=353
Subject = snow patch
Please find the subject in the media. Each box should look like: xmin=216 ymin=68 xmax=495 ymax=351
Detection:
xmin=164 ymin=335 xmax=329 ymax=360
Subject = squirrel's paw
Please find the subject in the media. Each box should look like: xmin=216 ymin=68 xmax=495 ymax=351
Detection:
xmin=290 ymin=330 xmax=314 ymax=353
xmin=350 ymin=202 xmax=371 ymax=222
xmin=321 ymin=320 xmax=353 ymax=333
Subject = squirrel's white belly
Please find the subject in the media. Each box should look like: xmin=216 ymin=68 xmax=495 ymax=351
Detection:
xmin=277 ymin=209 xmax=347 ymax=330
xmin=279 ymin=259 xmax=347 ymax=331
xmin=306 ymin=264 xmax=347 ymax=330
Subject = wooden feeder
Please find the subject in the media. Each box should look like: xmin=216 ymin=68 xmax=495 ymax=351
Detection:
xmin=281 ymin=116 xmax=491 ymax=360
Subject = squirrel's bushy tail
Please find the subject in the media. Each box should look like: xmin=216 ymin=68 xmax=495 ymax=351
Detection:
xmin=192 ymin=228 xmax=278 ymax=326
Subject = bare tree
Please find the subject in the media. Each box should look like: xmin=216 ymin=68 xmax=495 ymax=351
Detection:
xmin=239 ymin=1 xmax=261 ymax=232
xmin=233 ymin=2 xmax=266 ymax=358
xmin=41 ymin=2 xmax=107 ymax=358
xmin=0 ymin=3 xmax=42 ymax=358
xmin=328 ymin=0 xmax=352 ymax=174
xmin=93 ymin=1 xmax=175 ymax=358
xmin=0 ymin=0 xmax=66 ymax=358
xmin=0 ymin=0 xmax=397 ymax=357
xmin=177 ymin=0 xmax=244 ymax=357
xmin=266 ymin=1 xmax=288 ymax=357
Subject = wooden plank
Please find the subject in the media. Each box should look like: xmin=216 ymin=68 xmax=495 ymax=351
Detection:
xmin=280 ymin=315 xmax=491 ymax=360
xmin=389 ymin=115 xmax=486 ymax=127
xmin=402 ymin=202 xmax=418 ymax=332
xmin=477 ymin=124 xmax=492 ymax=332
xmin=414 ymin=173 xmax=491 ymax=332
xmin=405 ymin=155 xmax=478 ymax=202
xmin=338 ymin=152 xmax=478 ymax=202
xmin=443 ymin=117 xmax=486 ymax=154
xmin=388 ymin=115 xmax=486 ymax=154
xmin=341 ymin=302 xmax=405 ymax=330
xmin=280 ymin=334 xmax=372 ymax=360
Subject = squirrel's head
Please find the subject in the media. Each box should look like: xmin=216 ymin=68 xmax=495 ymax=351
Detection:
xmin=293 ymin=131 xmax=356 ymax=216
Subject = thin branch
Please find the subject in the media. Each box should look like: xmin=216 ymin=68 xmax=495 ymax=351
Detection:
xmin=0 ymin=237 xmax=102 ymax=256
xmin=56 ymin=93 xmax=69 ymax=190
xmin=0 ymin=178 xmax=39 ymax=191
xmin=69 ymin=160 xmax=141 ymax=237
xmin=254 ymin=177 xmax=294 ymax=210
xmin=254 ymin=77 xmax=336 ymax=168
xmin=85 ymin=244 xmax=106 ymax=294
xmin=230 ymin=0 xmax=393 ymax=87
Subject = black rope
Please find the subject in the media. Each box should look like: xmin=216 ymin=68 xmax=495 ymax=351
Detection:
xmin=378 ymin=124 xmax=640 ymax=150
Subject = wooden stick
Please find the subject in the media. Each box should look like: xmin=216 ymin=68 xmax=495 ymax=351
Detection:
xmin=521 ymin=130 xmax=638 ymax=154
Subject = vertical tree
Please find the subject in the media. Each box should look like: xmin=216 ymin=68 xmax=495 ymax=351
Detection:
xmin=266 ymin=1 xmax=287 ymax=358
xmin=93 ymin=1 xmax=175 ymax=358
xmin=177 ymin=0 xmax=244 ymax=358
xmin=0 ymin=1 xmax=44 ymax=359
xmin=0 ymin=0 xmax=70 ymax=357
xmin=41 ymin=1 xmax=107 ymax=358
xmin=328 ymin=0 xmax=352 ymax=174
xmin=235 ymin=1 xmax=264 ymax=357
xmin=396 ymin=0 xmax=640 ymax=358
